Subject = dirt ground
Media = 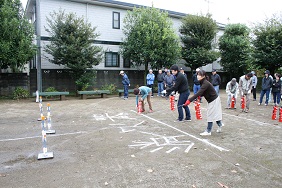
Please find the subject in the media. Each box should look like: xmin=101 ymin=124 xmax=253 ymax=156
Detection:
xmin=0 ymin=91 xmax=281 ymax=188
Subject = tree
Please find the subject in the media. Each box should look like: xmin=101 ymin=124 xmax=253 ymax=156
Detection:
xmin=44 ymin=10 xmax=103 ymax=90
xmin=252 ymin=15 xmax=282 ymax=74
xmin=180 ymin=13 xmax=219 ymax=71
xmin=0 ymin=0 xmax=36 ymax=71
xmin=218 ymin=24 xmax=252 ymax=78
xmin=120 ymin=6 xmax=181 ymax=83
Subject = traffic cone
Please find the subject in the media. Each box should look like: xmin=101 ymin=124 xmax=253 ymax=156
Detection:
xmin=45 ymin=103 xmax=55 ymax=134
xmin=37 ymin=96 xmax=43 ymax=121
xmin=241 ymin=96 xmax=245 ymax=110
xmin=170 ymin=95 xmax=175 ymax=111
xmin=279 ymin=107 xmax=282 ymax=122
xmin=38 ymin=116 xmax=54 ymax=160
xmin=194 ymin=101 xmax=202 ymax=120
xmin=272 ymin=106 xmax=278 ymax=120
xmin=231 ymin=96 xmax=235 ymax=109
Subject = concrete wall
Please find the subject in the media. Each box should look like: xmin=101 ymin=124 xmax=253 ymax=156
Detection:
xmin=0 ymin=73 xmax=29 ymax=96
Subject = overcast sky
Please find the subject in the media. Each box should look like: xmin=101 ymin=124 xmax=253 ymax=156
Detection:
xmin=21 ymin=0 xmax=281 ymax=25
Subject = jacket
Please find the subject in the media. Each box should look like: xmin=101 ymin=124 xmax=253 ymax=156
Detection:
xmin=122 ymin=74 xmax=130 ymax=86
xmin=146 ymin=73 xmax=155 ymax=85
xmin=164 ymin=74 xmax=175 ymax=87
xmin=261 ymin=76 xmax=273 ymax=91
xmin=135 ymin=86 xmax=151 ymax=106
xmin=226 ymin=81 xmax=239 ymax=98
xmin=272 ymin=79 xmax=281 ymax=93
xmin=238 ymin=75 xmax=252 ymax=94
xmin=166 ymin=72 xmax=189 ymax=94
xmin=157 ymin=73 xmax=164 ymax=83
xmin=189 ymin=78 xmax=218 ymax=103
xmin=192 ymin=73 xmax=200 ymax=85
xmin=211 ymin=74 xmax=221 ymax=86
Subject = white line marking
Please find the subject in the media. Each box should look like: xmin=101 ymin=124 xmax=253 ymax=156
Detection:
xmin=133 ymin=121 xmax=145 ymax=127
xmin=140 ymin=143 xmax=154 ymax=149
xmin=166 ymin=147 xmax=179 ymax=153
xmin=150 ymin=147 xmax=164 ymax=153
xmin=0 ymin=131 xmax=85 ymax=142
xmin=185 ymin=143 xmax=195 ymax=153
xmin=105 ymin=113 xmax=115 ymax=122
xmin=150 ymin=138 xmax=160 ymax=146
xmin=131 ymin=110 xmax=229 ymax=152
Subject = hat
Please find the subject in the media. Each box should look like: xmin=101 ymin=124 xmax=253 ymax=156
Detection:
xmin=119 ymin=70 xmax=124 ymax=75
xmin=196 ymin=68 xmax=200 ymax=72
xmin=251 ymin=71 xmax=255 ymax=75
xmin=246 ymin=72 xmax=253 ymax=78
xmin=264 ymin=70 xmax=270 ymax=74
xmin=212 ymin=69 xmax=216 ymax=72
xmin=231 ymin=78 xmax=236 ymax=84
xmin=180 ymin=67 xmax=183 ymax=70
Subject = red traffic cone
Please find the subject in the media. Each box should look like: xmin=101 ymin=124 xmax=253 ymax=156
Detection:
xmin=231 ymin=96 xmax=235 ymax=109
xmin=272 ymin=106 xmax=278 ymax=120
xmin=241 ymin=96 xmax=245 ymax=110
xmin=170 ymin=95 xmax=175 ymax=111
xmin=279 ymin=107 xmax=282 ymax=122
xmin=137 ymin=101 xmax=142 ymax=114
xmin=194 ymin=101 xmax=202 ymax=120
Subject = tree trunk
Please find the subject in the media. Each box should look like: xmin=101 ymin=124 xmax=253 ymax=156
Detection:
xmin=144 ymin=62 xmax=148 ymax=86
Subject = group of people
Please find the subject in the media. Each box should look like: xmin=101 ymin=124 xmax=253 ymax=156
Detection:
xmin=121 ymin=66 xmax=282 ymax=136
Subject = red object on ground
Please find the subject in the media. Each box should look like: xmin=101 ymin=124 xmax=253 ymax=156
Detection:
xmin=170 ymin=95 xmax=175 ymax=111
xmin=231 ymin=96 xmax=235 ymax=109
xmin=272 ymin=106 xmax=278 ymax=120
xmin=241 ymin=96 xmax=245 ymax=110
xmin=137 ymin=101 xmax=142 ymax=114
xmin=279 ymin=107 xmax=282 ymax=122
xmin=194 ymin=101 xmax=202 ymax=120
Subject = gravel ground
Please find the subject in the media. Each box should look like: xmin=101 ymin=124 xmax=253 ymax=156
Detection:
xmin=0 ymin=91 xmax=281 ymax=188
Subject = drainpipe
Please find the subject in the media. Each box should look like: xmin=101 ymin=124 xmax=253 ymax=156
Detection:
xmin=36 ymin=0 xmax=42 ymax=92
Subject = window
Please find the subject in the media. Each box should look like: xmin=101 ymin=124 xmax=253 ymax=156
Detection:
xmin=112 ymin=12 xmax=120 ymax=29
xmin=105 ymin=52 xmax=119 ymax=67
xmin=123 ymin=58 xmax=131 ymax=68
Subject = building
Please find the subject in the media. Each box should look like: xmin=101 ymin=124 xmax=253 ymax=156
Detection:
xmin=25 ymin=0 xmax=225 ymax=92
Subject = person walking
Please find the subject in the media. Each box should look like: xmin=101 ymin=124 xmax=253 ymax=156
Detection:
xmin=183 ymin=70 xmax=223 ymax=136
xmin=251 ymin=71 xmax=258 ymax=101
xmin=134 ymin=86 xmax=153 ymax=113
xmin=272 ymin=73 xmax=281 ymax=106
xmin=259 ymin=70 xmax=273 ymax=106
xmin=225 ymin=78 xmax=239 ymax=109
xmin=157 ymin=69 xmax=164 ymax=97
xmin=238 ymin=72 xmax=253 ymax=112
xmin=163 ymin=70 xmax=175 ymax=98
xmin=146 ymin=69 xmax=155 ymax=97
xmin=164 ymin=65 xmax=191 ymax=122
xmin=119 ymin=70 xmax=130 ymax=100
xmin=211 ymin=69 xmax=221 ymax=95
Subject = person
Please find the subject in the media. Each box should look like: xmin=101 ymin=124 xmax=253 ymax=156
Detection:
xmin=272 ymin=73 xmax=281 ymax=106
xmin=238 ymin=72 xmax=253 ymax=112
xmin=192 ymin=68 xmax=201 ymax=100
xmin=146 ymin=69 xmax=155 ymax=97
xmin=251 ymin=71 xmax=258 ymax=101
xmin=164 ymin=65 xmax=191 ymax=122
xmin=225 ymin=78 xmax=239 ymax=109
xmin=180 ymin=67 xmax=187 ymax=79
xmin=211 ymin=69 xmax=221 ymax=95
xmin=183 ymin=70 xmax=222 ymax=136
xmin=157 ymin=69 xmax=164 ymax=97
xmin=119 ymin=70 xmax=130 ymax=100
xmin=163 ymin=70 xmax=175 ymax=99
xmin=134 ymin=86 xmax=153 ymax=113
xmin=259 ymin=70 xmax=273 ymax=106
xmin=268 ymin=74 xmax=274 ymax=103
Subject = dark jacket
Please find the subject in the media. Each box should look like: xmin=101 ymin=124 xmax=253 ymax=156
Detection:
xmin=157 ymin=73 xmax=164 ymax=83
xmin=166 ymin=72 xmax=189 ymax=94
xmin=261 ymin=76 xmax=273 ymax=91
xmin=211 ymin=73 xmax=221 ymax=86
xmin=189 ymin=78 xmax=218 ymax=103
xmin=192 ymin=73 xmax=200 ymax=85
xmin=272 ymin=79 xmax=281 ymax=93
xmin=122 ymin=74 xmax=130 ymax=85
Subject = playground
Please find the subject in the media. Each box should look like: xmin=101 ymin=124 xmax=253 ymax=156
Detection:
xmin=0 ymin=92 xmax=281 ymax=188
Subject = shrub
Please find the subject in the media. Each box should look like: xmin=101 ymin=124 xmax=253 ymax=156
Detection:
xmin=13 ymin=87 xmax=29 ymax=100
xmin=45 ymin=87 xmax=57 ymax=92
xmin=101 ymin=84 xmax=117 ymax=94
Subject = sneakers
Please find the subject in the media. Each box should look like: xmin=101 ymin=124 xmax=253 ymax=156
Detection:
xmin=258 ymin=103 xmax=261 ymax=106
xmin=184 ymin=118 xmax=192 ymax=122
xmin=149 ymin=110 xmax=153 ymax=113
xmin=265 ymin=103 xmax=268 ymax=106
xmin=216 ymin=127 xmax=222 ymax=133
xmin=200 ymin=131 xmax=211 ymax=136
xmin=174 ymin=119 xmax=184 ymax=122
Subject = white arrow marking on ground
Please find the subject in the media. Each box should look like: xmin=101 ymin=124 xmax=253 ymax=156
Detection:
xmin=105 ymin=113 xmax=115 ymax=122
xmin=166 ymin=147 xmax=180 ymax=153
xmin=150 ymin=147 xmax=164 ymax=153
xmin=185 ymin=143 xmax=195 ymax=153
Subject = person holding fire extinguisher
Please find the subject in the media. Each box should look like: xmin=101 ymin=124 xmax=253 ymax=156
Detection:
xmin=225 ymin=78 xmax=239 ymax=109
xmin=134 ymin=86 xmax=153 ymax=113
xmin=238 ymin=72 xmax=253 ymax=113
xmin=183 ymin=70 xmax=223 ymax=136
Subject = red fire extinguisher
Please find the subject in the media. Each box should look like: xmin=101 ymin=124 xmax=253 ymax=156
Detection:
xmin=170 ymin=95 xmax=175 ymax=111
xmin=279 ymin=107 xmax=282 ymax=122
xmin=231 ymin=96 xmax=235 ymax=109
xmin=272 ymin=106 xmax=278 ymax=120
xmin=194 ymin=101 xmax=202 ymax=120
xmin=137 ymin=101 xmax=142 ymax=114
xmin=241 ymin=96 xmax=245 ymax=111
